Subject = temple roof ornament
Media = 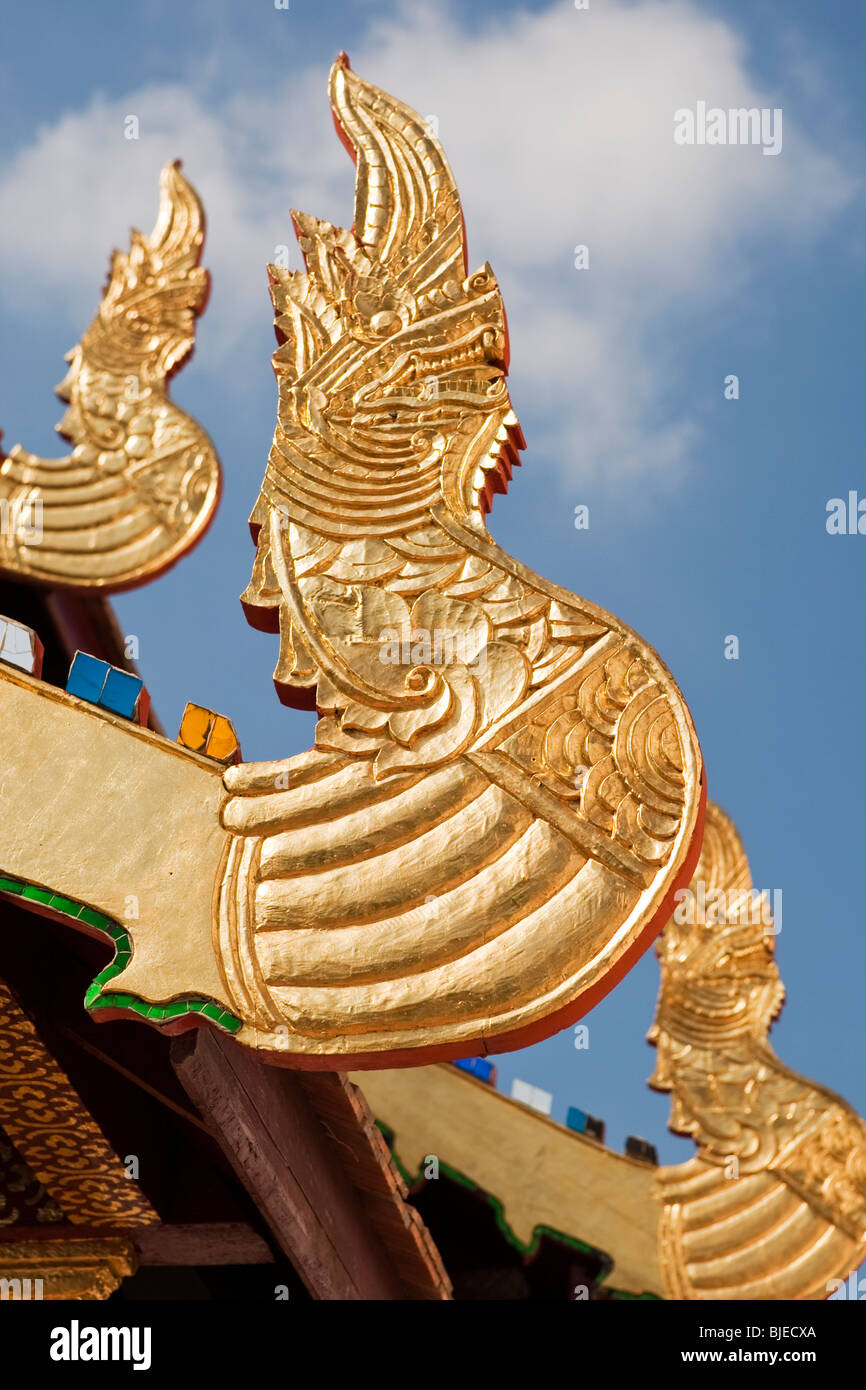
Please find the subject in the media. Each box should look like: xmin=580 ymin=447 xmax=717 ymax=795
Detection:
xmin=357 ymin=802 xmax=866 ymax=1300
xmin=220 ymin=55 xmax=705 ymax=1063
xmin=652 ymin=802 xmax=866 ymax=1299
xmin=0 ymin=55 xmax=861 ymax=1306
xmin=0 ymin=56 xmax=704 ymax=1066
xmin=0 ymin=163 xmax=221 ymax=591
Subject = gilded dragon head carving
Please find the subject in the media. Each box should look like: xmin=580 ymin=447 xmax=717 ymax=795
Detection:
xmin=241 ymin=57 xmax=527 ymax=730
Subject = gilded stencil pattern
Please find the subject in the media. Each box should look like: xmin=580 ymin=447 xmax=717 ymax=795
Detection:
xmin=0 ymin=981 xmax=156 ymax=1227
xmin=0 ymin=1127 xmax=66 ymax=1227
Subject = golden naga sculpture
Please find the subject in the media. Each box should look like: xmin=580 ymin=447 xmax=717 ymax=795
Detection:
xmin=220 ymin=54 xmax=704 ymax=1063
xmin=0 ymin=162 xmax=221 ymax=590
xmin=0 ymin=58 xmax=703 ymax=1068
xmin=354 ymin=801 xmax=866 ymax=1300
xmin=651 ymin=802 xmax=866 ymax=1299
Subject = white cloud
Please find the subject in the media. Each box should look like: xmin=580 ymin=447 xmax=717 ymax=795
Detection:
xmin=0 ymin=0 xmax=855 ymax=487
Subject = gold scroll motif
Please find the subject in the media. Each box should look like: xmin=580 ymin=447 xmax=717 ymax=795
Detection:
xmin=651 ymin=802 xmax=866 ymax=1299
xmin=212 ymin=56 xmax=704 ymax=1065
xmin=0 ymin=163 xmax=220 ymax=590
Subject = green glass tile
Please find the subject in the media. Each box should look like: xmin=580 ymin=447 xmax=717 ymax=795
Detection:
xmin=78 ymin=906 xmax=113 ymax=930
xmin=22 ymin=885 xmax=54 ymax=905
xmin=188 ymin=1000 xmax=206 ymax=1012
xmin=164 ymin=1001 xmax=189 ymax=1019
xmin=220 ymin=1014 xmax=243 ymax=1034
xmin=112 ymin=951 xmax=131 ymax=968
xmin=129 ymin=999 xmax=151 ymax=1016
xmin=201 ymin=1003 xmax=221 ymax=1021
xmin=48 ymin=893 xmax=83 ymax=917
xmin=0 ymin=876 xmax=24 ymax=894
xmin=147 ymin=1005 xmax=165 ymax=1020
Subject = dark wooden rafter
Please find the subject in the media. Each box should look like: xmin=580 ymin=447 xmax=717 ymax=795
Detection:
xmin=0 ymin=1221 xmax=272 ymax=1267
xmin=172 ymin=1029 xmax=451 ymax=1300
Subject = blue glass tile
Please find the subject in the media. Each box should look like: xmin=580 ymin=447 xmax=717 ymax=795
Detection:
xmin=566 ymin=1106 xmax=588 ymax=1134
xmin=100 ymin=666 xmax=143 ymax=719
xmin=66 ymin=651 xmax=108 ymax=705
xmin=454 ymin=1057 xmax=496 ymax=1084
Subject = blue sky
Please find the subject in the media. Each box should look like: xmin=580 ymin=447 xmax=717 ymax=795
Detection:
xmin=1 ymin=0 xmax=864 ymax=1173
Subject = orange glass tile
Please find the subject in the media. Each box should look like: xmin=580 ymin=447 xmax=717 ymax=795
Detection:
xmin=177 ymin=702 xmax=214 ymax=753
xmin=206 ymin=715 xmax=240 ymax=763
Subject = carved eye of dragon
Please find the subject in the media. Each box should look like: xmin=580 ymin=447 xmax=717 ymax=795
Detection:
xmin=0 ymin=58 xmax=704 ymax=1068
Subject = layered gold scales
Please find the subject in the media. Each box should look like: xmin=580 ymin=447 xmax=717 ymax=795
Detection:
xmin=0 ymin=163 xmax=221 ymax=590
